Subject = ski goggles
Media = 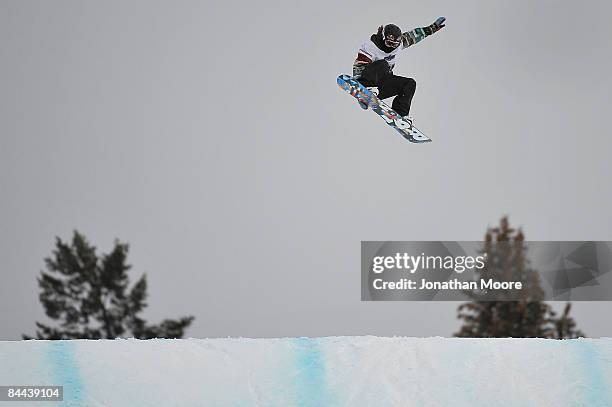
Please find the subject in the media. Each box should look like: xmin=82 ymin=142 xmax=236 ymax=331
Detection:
xmin=384 ymin=36 xmax=401 ymax=48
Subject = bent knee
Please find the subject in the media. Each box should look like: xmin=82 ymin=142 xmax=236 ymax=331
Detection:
xmin=404 ymin=78 xmax=416 ymax=92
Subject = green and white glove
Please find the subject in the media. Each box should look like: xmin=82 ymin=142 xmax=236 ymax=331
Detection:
xmin=431 ymin=16 xmax=446 ymax=32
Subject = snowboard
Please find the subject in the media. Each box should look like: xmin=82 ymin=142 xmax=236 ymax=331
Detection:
xmin=337 ymin=74 xmax=432 ymax=143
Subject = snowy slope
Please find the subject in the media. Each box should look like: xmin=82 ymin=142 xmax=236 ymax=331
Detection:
xmin=1 ymin=337 xmax=611 ymax=407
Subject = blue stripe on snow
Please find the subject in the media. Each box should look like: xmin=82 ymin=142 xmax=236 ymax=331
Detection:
xmin=47 ymin=341 xmax=85 ymax=407
xmin=292 ymin=338 xmax=334 ymax=407
xmin=572 ymin=340 xmax=612 ymax=407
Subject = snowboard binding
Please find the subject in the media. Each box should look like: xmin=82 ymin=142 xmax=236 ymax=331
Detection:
xmin=357 ymin=87 xmax=379 ymax=110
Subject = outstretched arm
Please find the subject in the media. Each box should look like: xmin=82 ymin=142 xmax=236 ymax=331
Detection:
xmin=402 ymin=17 xmax=446 ymax=49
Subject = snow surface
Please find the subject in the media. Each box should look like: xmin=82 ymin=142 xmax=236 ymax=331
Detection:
xmin=1 ymin=337 xmax=611 ymax=406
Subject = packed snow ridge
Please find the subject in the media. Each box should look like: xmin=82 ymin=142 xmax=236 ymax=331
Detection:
xmin=1 ymin=336 xmax=611 ymax=406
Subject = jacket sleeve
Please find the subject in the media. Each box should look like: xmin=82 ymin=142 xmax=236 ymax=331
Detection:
xmin=352 ymin=49 xmax=373 ymax=78
xmin=401 ymin=23 xmax=441 ymax=49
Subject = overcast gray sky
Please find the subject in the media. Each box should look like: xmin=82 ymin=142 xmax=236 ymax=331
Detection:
xmin=2 ymin=0 xmax=612 ymax=340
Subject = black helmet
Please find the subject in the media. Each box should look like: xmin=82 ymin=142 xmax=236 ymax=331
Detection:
xmin=383 ymin=24 xmax=402 ymax=48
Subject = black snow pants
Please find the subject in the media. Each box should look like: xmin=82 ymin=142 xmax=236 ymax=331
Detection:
xmin=358 ymin=60 xmax=417 ymax=117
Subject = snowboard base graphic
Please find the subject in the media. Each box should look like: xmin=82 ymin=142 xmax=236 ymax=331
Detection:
xmin=337 ymin=74 xmax=432 ymax=143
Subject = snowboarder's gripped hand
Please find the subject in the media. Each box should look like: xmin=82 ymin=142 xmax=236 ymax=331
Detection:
xmin=431 ymin=17 xmax=446 ymax=33
xmin=352 ymin=17 xmax=446 ymax=118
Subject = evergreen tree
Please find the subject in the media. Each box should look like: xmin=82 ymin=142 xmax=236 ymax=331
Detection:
xmin=455 ymin=217 xmax=583 ymax=338
xmin=25 ymin=231 xmax=194 ymax=339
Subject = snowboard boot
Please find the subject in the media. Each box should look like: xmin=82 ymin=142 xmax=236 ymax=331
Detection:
xmin=399 ymin=115 xmax=413 ymax=127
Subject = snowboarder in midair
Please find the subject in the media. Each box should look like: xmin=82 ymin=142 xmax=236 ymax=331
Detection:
xmin=353 ymin=17 xmax=446 ymax=121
